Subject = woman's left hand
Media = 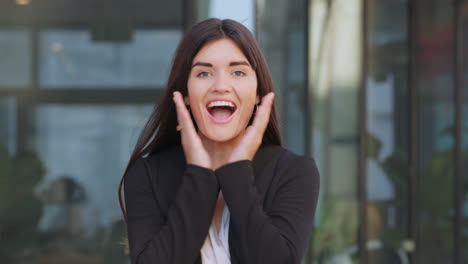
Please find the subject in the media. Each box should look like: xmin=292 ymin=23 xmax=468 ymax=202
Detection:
xmin=228 ymin=92 xmax=275 ymax=163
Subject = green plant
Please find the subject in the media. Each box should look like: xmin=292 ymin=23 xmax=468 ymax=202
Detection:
xmin=0 ymin=144 xmax=45 ymax=263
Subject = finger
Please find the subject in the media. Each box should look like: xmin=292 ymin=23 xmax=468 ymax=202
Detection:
xmin=172 ymin=92 xmax=197 ymax=133
xmin=172 ymin=91 xmax=189 ymax=126
xmin=251 ymin=92 xmax=275 ymax=133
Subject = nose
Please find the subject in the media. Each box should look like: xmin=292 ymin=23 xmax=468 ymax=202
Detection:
xmin=212 ymin=72 xmax=232 ymax=93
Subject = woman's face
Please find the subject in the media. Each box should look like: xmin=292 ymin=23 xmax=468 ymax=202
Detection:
xmin=187 ymin=38 xmax=258 ymax=143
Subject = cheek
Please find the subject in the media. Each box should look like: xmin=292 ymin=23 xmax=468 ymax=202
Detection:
xmin=238 ymin=84 xmax=258 ymax=123
xmin=187 ymin=96 xmax=204 ymax=124
xmin=187 ymin=78 xmax=204 ymax=105
xmin=187 ymin=89 xmax=211 ymax=131
xmin=240 ymin=79 xmax=258 ymax=106
xmin=246 ymin=76 xmax=258 ymax=97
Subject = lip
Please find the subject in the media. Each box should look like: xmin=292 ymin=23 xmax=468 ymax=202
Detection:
xmin=205 ymin=98 xmax=237 ymax=125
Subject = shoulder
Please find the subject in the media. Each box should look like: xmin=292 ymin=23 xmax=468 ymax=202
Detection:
xmin=256 ymin=145 xmax=317 ymax=172
xmin=254 ymin=145 xmax=320 ymax=208
xmin=266 ymin=146 xmax=320 ymax=185
xmin=144 ymin=145 xmax=185 ymax=172
xmin=279 ymin=149 xmax=318 ymax=171
xmin=124 ymin=145 xmax=185 ymax=184
xmin=146 ymin=145 xmax=184 ymax=162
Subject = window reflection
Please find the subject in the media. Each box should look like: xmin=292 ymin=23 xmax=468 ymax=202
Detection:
xmin=205 ymin=0 xmax=255 ymax=32
xmin=1 ymin=104 xmax=153 ymax=263
xmin=39 ymin=30 xmax=182 ymax=88
xmin=415 ymin=1 xmax=455 ymax=263
xmin=365 ymin=1 xmax=410 ymax=263
xmin=309 ymin=0 xmax=362 ymax=262
xmin=0 ymin=29 xmax=31 ymax=88
xmin=0 ymin=142 xmax=45 ymax=263
xmin=257 ymin=0 xmax=307 ymax=155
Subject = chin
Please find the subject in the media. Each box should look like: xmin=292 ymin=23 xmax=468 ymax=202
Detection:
xmin=200 ymin=127 xmax=242 ymax=143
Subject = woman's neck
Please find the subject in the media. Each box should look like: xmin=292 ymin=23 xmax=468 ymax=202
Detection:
xmin=199 ymin=131 xmax=243 ymax=170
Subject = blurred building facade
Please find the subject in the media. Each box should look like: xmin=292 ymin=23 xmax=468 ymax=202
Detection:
xmin=0 ymin=0 xmax=467 ymax=263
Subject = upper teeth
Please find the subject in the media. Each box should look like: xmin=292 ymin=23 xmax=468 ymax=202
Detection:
xmin=208 ymin=101 xmax=235 ymax=108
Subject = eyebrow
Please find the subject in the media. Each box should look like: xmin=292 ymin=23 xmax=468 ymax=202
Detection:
xmin=229 ymin=61 xmax=250 ymax=67
xmin=191 ymin=60 xmax=251 ymax=68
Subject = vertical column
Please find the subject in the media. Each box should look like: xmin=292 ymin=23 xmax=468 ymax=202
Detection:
xmin=457 ymin=1 xmax=468 ymax=263
xmin=463 ymin=1 xmax=468 ymax=261
xmin=308 ymin=0 xmax=363 ymax=262
xmin=358 ymin=0 xmax=368 ymax=261
xmin=408 ymin=0 xmax=418 ymax=263
xmin=182 ymin=0 xmax=196 ymax=30
xmin=364 ymin=1 xmax=411 ymax=263
xmin=257 ymin=0 xmax=308 ymax=154
xmin=17 ymin=25 xmax=39 ymax=156
xmin=414 ymin=0 xmax=456 ymax=263
xmin=454 ymin=0 xmax=464 ymax=263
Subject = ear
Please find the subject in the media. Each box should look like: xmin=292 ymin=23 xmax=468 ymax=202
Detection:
xmin=184 ymin=96 xmax=190 ymax=106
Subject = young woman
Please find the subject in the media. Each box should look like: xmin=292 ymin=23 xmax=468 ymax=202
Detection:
xmin=119 ymin=18 xmax=320 ymax=264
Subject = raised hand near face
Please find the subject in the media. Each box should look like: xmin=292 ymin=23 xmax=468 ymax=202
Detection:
xmin=228 ymin=92 xmax=275 ymax=163
xmin=173 ymin=91 xmax=274 ymax=169
xmin=173 ymin=91 xmax=212 ymax=169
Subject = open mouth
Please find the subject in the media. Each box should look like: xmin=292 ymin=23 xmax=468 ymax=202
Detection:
xmin=206 ymin=100 xmax=237 ymax=123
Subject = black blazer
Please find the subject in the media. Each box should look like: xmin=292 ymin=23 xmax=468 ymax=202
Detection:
xmin=124 ymin=144 xmax=320 ymax=264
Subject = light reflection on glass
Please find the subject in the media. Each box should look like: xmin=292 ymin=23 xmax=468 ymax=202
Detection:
xmin=30 ymin=104 xmax=151 ymax=263
xmin=39 ymin=30 xmax=182 ymax=88
xmin=309 ymin=0 xmax=362 ymax=262
xmin=0 ymin=29 xmax=31 ymax=88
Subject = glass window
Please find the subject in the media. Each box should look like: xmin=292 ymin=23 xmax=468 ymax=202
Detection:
xmin=415 ymin=1 xmax=455 ymax=263
xmin=365 ymin=1 xmax=410 ymax=263
xmin=258 ymin=0 xmax=307 ymax=155
xmin=0 ymin=29 xmax=31 ymax=88
xmin=0 ymin=104 xmax=152 ymax=263
xmin=308 ymin=0 xmax=363 ymax=262
xmin=195 ymin=0 xmax=255 ymax=32
xmin=39 ymin=29 xmax=182 ymax=88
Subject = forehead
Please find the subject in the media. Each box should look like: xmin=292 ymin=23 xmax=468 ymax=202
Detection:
xmin=192 ymin=38 xmax=248 ymax=64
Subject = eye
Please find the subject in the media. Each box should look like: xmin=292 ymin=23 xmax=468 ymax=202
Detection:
xmin=197 ymin=71 xmax=211 ymax=78
xmin=233 ymin=71 xmax=246 ymax=77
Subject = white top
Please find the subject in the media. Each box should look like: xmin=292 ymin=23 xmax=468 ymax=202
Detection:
xmin=200 ymin=204 xmax=231 ymax=264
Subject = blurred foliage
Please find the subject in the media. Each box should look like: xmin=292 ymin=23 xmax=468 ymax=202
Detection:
xmin=310 ymin=132 xmax=468 ymax=263
xmin=312 ymin=198 xmax=359 ymax=262
xmin=0 ymin=144 xmax=45 ymax=263
xmin=372 ymin=133 xmax=468 ymax=263
xmin=414 ymin=149 xmax=467 ymax=264
xmin=0 ymin=143 xmax=129 ymax=263
xmin=101 ymin=219 xmax=128 ymax=264
xmin=367 ymin=133 xmax=408 ymax=251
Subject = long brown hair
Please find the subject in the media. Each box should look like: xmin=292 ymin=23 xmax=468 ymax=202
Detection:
xmin=118 ymin=18 xmax=282 ymax=221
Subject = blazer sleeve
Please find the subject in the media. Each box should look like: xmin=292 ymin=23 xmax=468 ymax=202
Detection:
xmin=215 ymin=153 xmax=320 ymax=264
xmin=124 ymin=157 xmax=219 ymax=264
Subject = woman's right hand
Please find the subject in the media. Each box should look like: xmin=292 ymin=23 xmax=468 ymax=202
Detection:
xmin=173 ymin=91 xmax=212 ymax=169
